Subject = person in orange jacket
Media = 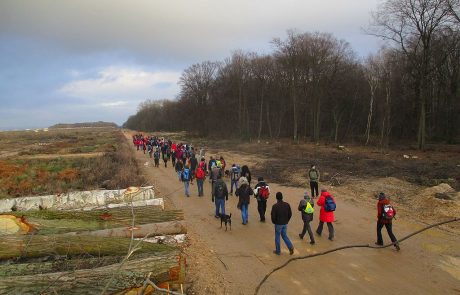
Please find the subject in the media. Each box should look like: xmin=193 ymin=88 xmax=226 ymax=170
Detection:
xmin=315 ymin=189 xmax=335 ymax=241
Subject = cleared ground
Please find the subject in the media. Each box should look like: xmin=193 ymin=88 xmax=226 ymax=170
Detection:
xmin=126 ymin=131 xmax=460 ymax=295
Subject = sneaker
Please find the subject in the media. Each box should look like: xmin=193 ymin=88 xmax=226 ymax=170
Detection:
xmin=273 ymin=250 xmax=280 ymax=255
xmin=289 ymin=248 xmax=294 ymax=255
xmin=298 ymin=234 xmax=304 ymax=240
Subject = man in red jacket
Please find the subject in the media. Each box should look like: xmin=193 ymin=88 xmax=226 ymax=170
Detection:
xmin=376 ymin=193 xmax=400 ymax=250
xmin=315 ymin=189 xmax=335 ymax=241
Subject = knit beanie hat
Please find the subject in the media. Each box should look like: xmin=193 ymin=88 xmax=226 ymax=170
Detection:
xmin=378 ymin=192 xmax=386 ymax=200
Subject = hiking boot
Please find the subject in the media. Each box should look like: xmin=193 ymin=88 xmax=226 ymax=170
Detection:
xmin=315 ymin=231 xmax=321 ymax=237
xmin=310 ymin=241 xmax=315 ymax=245
xmin=328 ymin=237 xmax=334 ymax=241
xmin=289 ymin=248 xmax=294 ymax=255
xmin=273 ymin=250 xmax=280 ymax=255
xmin=394 ymin=243 xmax=401 ymax=251
xmin=298 ymin=234 xmax=304 ymax=240
xmin=375 ymin=242 xmax=383 ymax=246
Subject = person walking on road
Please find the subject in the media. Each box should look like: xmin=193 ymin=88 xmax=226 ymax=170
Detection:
xmin=236 ymin=176 xmax=253 ymax=225
xmin=241 ymin=165 xmax=252 ymax=186
xmin=195 ymin=162 xmax=206 ymax=197
xmin=181 ymin=165 xmax=191 ymax=197
xmin=229 ymin=164 xmax=240 ymax=195
xmin=309 ymin=165 xmax=320 ymax=198
xmin=271 ymin=192 xmax=294 ymax=255
xmin=175 ymin=159 xmax=184 ymax=181
xmin=376 ymin=193 xmax=400 ymax=250
xmin=316 ymin=189 xmax=335 ymax=241
xmin=254 ymin=177 xmax=270 ymax=222
xmin=212 ymin=174 xmax=228 ymax=218
xmin=298 ymin=192 xmax=315 ymax=245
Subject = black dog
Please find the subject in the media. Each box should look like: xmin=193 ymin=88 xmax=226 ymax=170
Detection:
xmin=219 ymin=213 xmax=232 ymax=231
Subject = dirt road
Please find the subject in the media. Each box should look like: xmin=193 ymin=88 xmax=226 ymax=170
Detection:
xmin=126 ymin=134 xmax=460 ymax=295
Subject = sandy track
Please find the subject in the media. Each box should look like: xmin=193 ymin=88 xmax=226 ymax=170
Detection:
xmin=126 ymin=133 xmax=460 ymax=295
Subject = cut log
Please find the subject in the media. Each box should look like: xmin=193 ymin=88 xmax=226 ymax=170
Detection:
xmin=0 ymin=235 xmax=176 ymax=261
xmin=68 ymin=221 xmax=187 ymax=238
xmin=0 ymin=253 xmax=184 ymax=295
xmin=6 ymin=206 xmax=183 ymax=235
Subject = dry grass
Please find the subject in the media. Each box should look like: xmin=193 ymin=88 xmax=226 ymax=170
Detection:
xmin=0 ymin=129 xmax=145 ymax=199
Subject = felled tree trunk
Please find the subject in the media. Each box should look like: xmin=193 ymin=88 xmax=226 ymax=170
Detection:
xmin=0 ymin=253 xmax=183 ymax=295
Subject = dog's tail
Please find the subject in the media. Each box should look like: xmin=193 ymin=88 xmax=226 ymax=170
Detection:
xmin=229 ymin=213 xmax=232 ymax=218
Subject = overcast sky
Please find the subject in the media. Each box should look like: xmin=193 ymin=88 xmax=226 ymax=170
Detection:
xmin=0 ymin=0 xmax=382 ymax=130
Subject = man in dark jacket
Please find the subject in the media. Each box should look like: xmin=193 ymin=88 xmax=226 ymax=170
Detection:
xmin=376 ymin=193 xmax=400 ymax=250
xmin=190 ymin=154 xmax=198 ymax=184
xmin=254 ymin=177 xmax=270 ymax=222
xmin=212 ymin=174 xmax=228 ymax=218
xmin=271 ymin=192 xmax=294 ymax=255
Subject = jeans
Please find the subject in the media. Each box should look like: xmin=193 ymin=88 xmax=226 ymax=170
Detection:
xmin=177 ymin=171 xmax=182 ymax=181
xmin=196 ymin=179 xmax=204 ymax=196
xmin=184 ymin=181 xmax=190 ymax=197
xmin=300 ymin=219 xmax=315 ymax=242
xmin=230 ymin=180 xmax=238 ymax=193
xmin=257 ymin=200 xmax=267 ymax=221
xmin=274 ymin=224 xmax=293 ymax=254
xmin=316 ymin=221 xmax=334 ymax=239
xmin=377 ymin=222 xmax=398 ymax=244
xmin=310 ymin=181 xmax=319 ymax=197
xmin=241 ymin=203 xmax=248 ymax=224
xmin=215 ymin=198 xmax=225 ymax=217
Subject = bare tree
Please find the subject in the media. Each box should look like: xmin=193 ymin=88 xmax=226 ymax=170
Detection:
xmin=370 ymin=0 xmax=456 ymax=149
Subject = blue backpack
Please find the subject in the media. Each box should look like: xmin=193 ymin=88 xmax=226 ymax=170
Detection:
xmin=182 ymin=168 xmax=190 ymax=181
xmin=324 ymin=196 xmax=336 ymax=212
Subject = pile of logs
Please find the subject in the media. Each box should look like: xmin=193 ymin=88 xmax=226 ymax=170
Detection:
xmin=0 ymin=187 xmax=186 ymax=294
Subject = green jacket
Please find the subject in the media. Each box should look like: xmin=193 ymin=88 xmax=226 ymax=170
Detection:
xmin=309 ymin=169 xmax=320 ymax=182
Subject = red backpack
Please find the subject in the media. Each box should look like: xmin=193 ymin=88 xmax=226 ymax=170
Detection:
xmin=196 ymin=167 xmax=205 ymax=180
xmin=382 ymin=204 xmax=395 ymax=220
xmin=258 ymin=186 xmax=270 ymax=200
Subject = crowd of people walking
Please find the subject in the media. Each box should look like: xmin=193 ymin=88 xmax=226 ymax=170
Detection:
xmin=133 ymin=133 xmax=400 ymax=255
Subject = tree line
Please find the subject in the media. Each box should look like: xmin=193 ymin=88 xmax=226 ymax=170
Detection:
xmin=124 ymin=0 xmax=460 ymax=149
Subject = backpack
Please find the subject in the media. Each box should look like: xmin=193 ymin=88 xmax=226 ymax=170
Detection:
xmin=304 ymin=201 xmax=314 ymax=214
xmin=214 ymin=181 xmax=225 ymax=198
xmin=154 ymin=151 xmax=160 ymax=159
xmin=382 ymin=204 xmax=395 ymax=220
xmin=231 ymin=167 xmax=240 ymax=180
xmin=258 ymin=186 xmax=270 ymax=200
xmin=182 ymin=168 xmax=190 ymax=181
xmin=196 ymin=167 xmax=205 ymax=179
xmin=324 ymin=196 xmax=336 ymax=212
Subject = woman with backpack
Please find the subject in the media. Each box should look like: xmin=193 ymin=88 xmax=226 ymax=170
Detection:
xmin=298 ymin=192 xmax=315 ymax=245
xmin=376 ymin=193 xmax=400 ymax=250
xmin=240 ymin=165 xmax=252 ymax=186
xmin=195 ymin=159 xmax=206 ymax=197
xmin=236 ymin=176 xmax=253 ymax=225
xmin=315 ymin=189 xmax=335 ymax=241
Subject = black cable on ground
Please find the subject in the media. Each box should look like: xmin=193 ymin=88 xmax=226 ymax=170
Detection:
xmin=254 ymin=217 xmax=460 ymax=295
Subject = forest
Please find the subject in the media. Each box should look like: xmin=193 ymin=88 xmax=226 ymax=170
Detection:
xmin=124 ymin=0 xmax=460 ymax=149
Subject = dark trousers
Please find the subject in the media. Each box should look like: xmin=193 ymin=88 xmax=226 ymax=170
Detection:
xmin=376 ymin=222 xmax=397 ymax=245
xmin=300 ymin=219 xmax=315 ymax=242
xmin=310 ymin=181 xmax=319 ymax=197
xmin=316 ymin=221 xmax=334 ymax=239
xmin=257 ymin=200 xmax=267 ymax=221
